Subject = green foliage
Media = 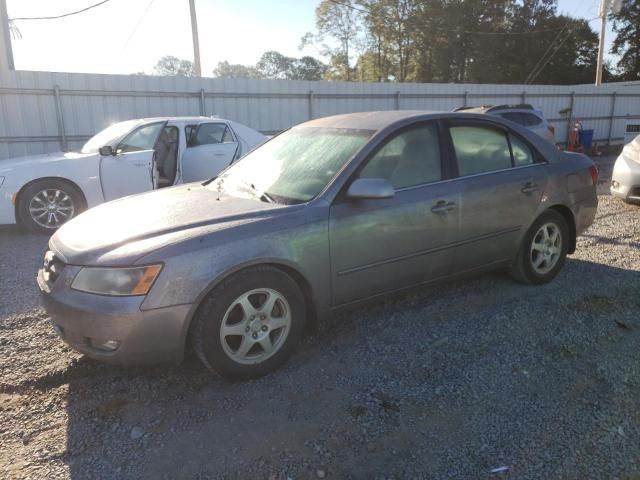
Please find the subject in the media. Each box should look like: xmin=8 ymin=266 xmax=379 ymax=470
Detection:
xmin=153 ymin=56 xmax=195 ymax=77
xmin=610 ymin=0 xmax=640 ymax=81
xmin=305 ymin=0 xmax=602 ymax=84
xmin=212 ymin=61 xmax=261 ymax=79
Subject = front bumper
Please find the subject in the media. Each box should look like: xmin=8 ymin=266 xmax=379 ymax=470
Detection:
xmin=37 ymin=266 xmax=192 ymax=366
xmin=611 ymin=154 xmax=640 ymax=201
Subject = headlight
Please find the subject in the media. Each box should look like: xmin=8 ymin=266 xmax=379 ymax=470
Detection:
xmin=71 ymin=264 xmax=163 ymax=296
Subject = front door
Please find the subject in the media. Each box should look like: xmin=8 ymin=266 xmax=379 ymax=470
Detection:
xmin=181 ymin=122 xmax=239 ymax=183
xmin=329 ymin=123 xmax=459 ymax=306
xmin=446 ymin=122 xmax=548 ymax=272
xmin=99 ymin=122 xmax=165 ymax=201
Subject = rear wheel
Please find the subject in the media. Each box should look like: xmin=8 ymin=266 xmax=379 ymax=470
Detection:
xmin=510 ymin=210 xmax=569 ymax=285
xmin=191 ymin=266 xmax=307 ymax=379
xmin=17 ymin=179 xmax=85 ymax=233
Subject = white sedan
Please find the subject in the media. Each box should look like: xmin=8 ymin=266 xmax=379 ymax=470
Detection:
xmin=0 ymin=117 xmax=266 ymax=232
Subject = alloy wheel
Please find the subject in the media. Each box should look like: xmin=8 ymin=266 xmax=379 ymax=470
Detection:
xmin=28 ymin=189 xmax=75 ymax=229
xmin=219 ymin=288 xmax=292 ymax=365
xmin=530 ymin=222 xmax=562 ymax=275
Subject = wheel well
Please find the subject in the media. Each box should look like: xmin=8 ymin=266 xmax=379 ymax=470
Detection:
xmin=548 ymin=204 xmax=576 ymax=254
xmin=183 ymin=262 xmax=318 ymax=357
xmin=15 ymin=177 xmax=88 ymax=221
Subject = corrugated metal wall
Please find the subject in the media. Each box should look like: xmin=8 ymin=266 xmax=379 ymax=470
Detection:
xmin=1 ymin=69 xmax=639 ymax=160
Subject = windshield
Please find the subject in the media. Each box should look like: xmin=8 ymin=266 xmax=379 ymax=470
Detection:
xmin=209 ymin=127 xmax=372 ymax=204
xmin=81 ymin=120 xmax=143 ymax=154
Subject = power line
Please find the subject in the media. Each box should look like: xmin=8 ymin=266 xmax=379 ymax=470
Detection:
xmin=524 ymin=16 xmax=600 ymax=84
xmin=120 ymin=0 xmax=157 ymax=54
xmin=9 ymin=0 xmax=113 ymax=21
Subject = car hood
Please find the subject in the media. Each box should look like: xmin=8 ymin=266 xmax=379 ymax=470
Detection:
xmin=50 ymin=183 xmax=294 ymax=266
xmin=0 ymin=151 xmax=96 ymax=174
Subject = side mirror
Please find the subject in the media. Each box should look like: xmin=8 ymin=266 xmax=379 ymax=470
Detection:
xmin=346 ymin=178 xmax=395 ymax=200
xmin=99 ymin=145 xmax=115 ymax=156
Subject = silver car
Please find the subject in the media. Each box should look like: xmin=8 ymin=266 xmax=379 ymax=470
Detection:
xmin=454 ymin=104 xmax=556 ymax=144
xmin=611 ymin=134 xmax=640 ymax=203
xmin=38 ymin=111 xmax=598 ymax=379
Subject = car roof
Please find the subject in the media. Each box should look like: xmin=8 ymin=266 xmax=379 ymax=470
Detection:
xmin=137 ymin=116 xmax=231 ymax=125
xmin=300 ymin=110 xmax=445 ymax=131
xmin=453 ymin=104 xmax=537 ymax=114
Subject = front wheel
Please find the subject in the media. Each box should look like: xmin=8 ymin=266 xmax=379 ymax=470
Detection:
xmin=191 ymin=266 xmax=307 ymax=379
xmin=17 ymin=179 xmax=85 ymax=233
xmin=510 ymin=210 xmax=569 ymax=285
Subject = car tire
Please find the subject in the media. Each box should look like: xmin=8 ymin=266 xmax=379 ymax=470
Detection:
xmin=509 ymin=210 xmax=569 ymax=285
xmin=191 ymin=266 xmax=307 ymax=379
xmin=17 ymin=179 xmax=85 ymax=233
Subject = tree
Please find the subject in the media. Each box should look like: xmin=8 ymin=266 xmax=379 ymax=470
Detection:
xmin=290 ymin=56 xmax=327 ymax=80
xmin=212 ymin=61 xmax=261 ymax=79
xmin=256 ymin=51 xmax=294 ymax=79
xmin=153 ymin=56 xmax=195 ymax=77
xmin=313 ymin=0 xmax=362 ymax=80
xmin=610 ymin=0 xmax=640 ymax=81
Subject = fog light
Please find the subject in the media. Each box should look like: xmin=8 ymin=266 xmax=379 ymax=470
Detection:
xmin=89 ymin=339 xmax=120 ymax=352
xmin=612 ymin=180 xmax=620 ymax=189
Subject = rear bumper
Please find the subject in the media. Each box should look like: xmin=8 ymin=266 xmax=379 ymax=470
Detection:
xmin=611 ymin=155 xmax=640 ymax=201
xmin=573 ymin=194 xmax=598 ymax=237
xmin=38 ymin=267 xmax=192 ymax=366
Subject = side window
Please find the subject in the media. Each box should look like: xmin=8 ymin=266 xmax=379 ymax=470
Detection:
xmin=499 ymin=112 xmax=525 ymax=125
xmin=450 ymin=125 xmax=512 ymax=176
xmin=189 ymin=123 xmax=235 ymax=147
xmin=509 ymin=134 xmax=535 ymax=166
xmin=359 ymin=124 xmax=441 ymax=189
xmin=185 ymin=125 xmax=197 ymax=145
xmin=117 ymin=123 xmax=164 ymax=154
xmin=521 ymin=113 xmax=542 ymax=126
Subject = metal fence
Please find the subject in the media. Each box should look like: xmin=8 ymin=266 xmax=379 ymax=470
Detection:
xmin=1 ymin=69 xmax=639 ymax=160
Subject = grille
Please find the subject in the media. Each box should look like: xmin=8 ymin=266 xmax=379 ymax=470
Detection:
xmin=42 ymin=250 xmax=65 ymax=285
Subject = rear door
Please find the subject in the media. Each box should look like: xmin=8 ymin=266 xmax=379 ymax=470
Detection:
xmin=445 ymin=121 xmax=548 ymax=273
xmin=99 ymin=122 xmax=165 ymax=201
xmin=181 ymin=122 xmax=239 ymax=182
xmin=329 ymin=122 xmax=460 ymax=306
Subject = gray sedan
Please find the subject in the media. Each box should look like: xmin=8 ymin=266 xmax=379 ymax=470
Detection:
xmin=38 ymin=111 xmax=598 ymax=379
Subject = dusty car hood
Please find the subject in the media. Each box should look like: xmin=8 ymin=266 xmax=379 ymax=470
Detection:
xmin=50 ymin=183 xmax=292 ymax=265
xmin=0 ymin=151 xmax=95 ymax=174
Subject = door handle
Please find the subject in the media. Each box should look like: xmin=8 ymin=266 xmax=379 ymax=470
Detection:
xmin=431 ymin=200 xmax=456 ymax=214
xmin=213 ymin=153 xmax=225 ymax=157
xmin=521 ymin=182 xmax=539 ymax=194
xmin=133 ymin=162 xmax=147 ymax=166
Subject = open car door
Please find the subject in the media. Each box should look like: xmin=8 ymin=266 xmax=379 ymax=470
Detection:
xmin=181 ymin=122 xmax=239 ymax=183
xmin=99 ymin=122 xmax=166 ymax=202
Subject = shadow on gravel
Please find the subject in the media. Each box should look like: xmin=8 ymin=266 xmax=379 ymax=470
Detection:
xmin=60 ymin=258 xmax=640 ymax=479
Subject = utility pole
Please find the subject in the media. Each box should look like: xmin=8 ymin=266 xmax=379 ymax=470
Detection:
xmin=595 ymin=0 xmax=608 ymax=86
xmin=189 ymin=0 xmax=202 ymax=77
xmin=0 ymin=0 xmax=15 ymax=70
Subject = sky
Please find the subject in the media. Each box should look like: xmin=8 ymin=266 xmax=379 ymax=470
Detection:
xmin=5 ymin=0 xmax=618 ymax=76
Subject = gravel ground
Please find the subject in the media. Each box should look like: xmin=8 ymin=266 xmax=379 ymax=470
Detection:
xmin=1 ymin=155 xmax=639 ymax=480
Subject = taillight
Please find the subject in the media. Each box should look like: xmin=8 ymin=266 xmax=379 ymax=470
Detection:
xmin=589 ymin=165 xmax=599 ymax=185
xmin=548 ymin=125 xmax=555 ymax=137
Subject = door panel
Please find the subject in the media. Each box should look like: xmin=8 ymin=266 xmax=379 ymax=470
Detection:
xmin=181 ymin=143 xmax=237 ymax=182
xmin=453 ymin=165 xmax=547 ymax=272
xmin=330 ymin=184 xmax=460 ymax=306
xmin=99 ymin=150 xmax=154 ymax=201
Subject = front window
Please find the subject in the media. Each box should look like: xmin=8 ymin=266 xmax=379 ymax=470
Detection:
xmin=81 ymin=120 xmax=143 ymax=154
xmin=359 ymin=124 xmax=442 ymax=189
xmin=116 ymin=122 xmax=165 ymax=154
xmin=209 ymin=127 xmax=372 ymax=204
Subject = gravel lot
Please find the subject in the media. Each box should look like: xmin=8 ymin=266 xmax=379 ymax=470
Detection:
xmin=1 ymin=154 xmax=639 ymax=480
